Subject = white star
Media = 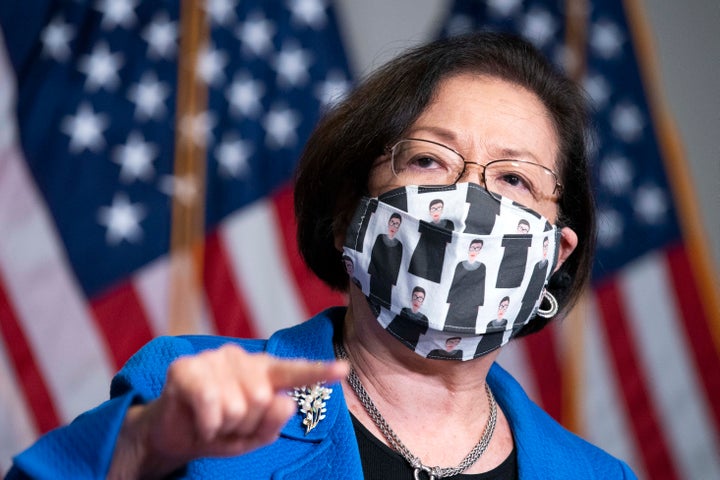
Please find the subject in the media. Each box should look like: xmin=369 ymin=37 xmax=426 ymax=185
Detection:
xmin=287 ymin=0 xmax=327 ymax=29
xmin=263 ymin=105 xmax=301 ymax=149
xmin=61 ymin=102 xmax=109 ymax=153
xmin=97 ymin=193 xmax=146 ymax=245
xmin=127 ymin=72 xmax=171 ymax=121
xmin=591 ymin=20 xmax=624 ymax=60
xmin=113 ymin=132 xmax=158 ymax=183
xmin=204 ymin=0 xmax=237 ymax=26
xmin=197 ymin=44 xmax=228 ymax=86
xmin=611 ymin=102 xmax=644 ymax=142
xmin=599 ymin=154 xmax=633 ymax=195
xmin=236 ymin=11 xmax=276 ymax=57
xmin=272 ymin=41 xmax=313 ymax=88
xmin=583 ymin=72 xmax=611 ymax=109
xmin=180 ymin=111 xmax=217 ymax=147
xmin=158 ymin=174 xmax=200 ymax=206
xmin=95 ymin=0 xmax=138 ymax=30
xmin=634 ymin=184 xmax=668 ymax=224
xmin=487 ymin=0 xmax=522 ymax=18
xmin=78 ymin=42 xmax=124 ymax=92
xmin=142 ymin=13 xmax=178 ymax=59
xmin=521 ymin=8 xmax=557 ymax=48
xmin=41 ymin=16 xmax=75 ymax=62
xmin=597 ymin=209 xmax=623 ymax=248
xmin=216 ymin=134 xmax=253 ymax=178
xmin=314 ymin=70 xmax=350 ymax=108
xmin=226 ymin=73 xmax=265 ymax=118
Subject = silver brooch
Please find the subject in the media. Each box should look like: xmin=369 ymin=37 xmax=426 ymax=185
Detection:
xmin=290 ymin=382 xmax=333 ymax=434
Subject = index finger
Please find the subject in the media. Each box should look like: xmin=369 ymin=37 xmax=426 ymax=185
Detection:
xmin=267 ymin=358 xmax=349 ymax=391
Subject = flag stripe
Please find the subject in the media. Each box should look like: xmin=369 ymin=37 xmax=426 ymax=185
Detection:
xmin=621 ymin=250 xmax=720 ymax=479
xmin=90 ymin=283 xmax=154 ymax=370
xmin=133 ymin=258 xmax=171 ymax=336
xmin=204 ymin=231 xmax=258 ymax=339
xmin=270 ymin=184 xmax=347 ymax=316
xmin=522 ymin=326 xmax=563 ymax=420
xmin=595 ymin=278 xmax=680 ymax=479
xmin=220 ymin=200 xmax=307 ymax=338
xmin=497 ymin=341 xmax=540 ymax=403
xmin=0 ymin=275 xmax=59 ymax=434
xmin=664 ymin=244 xmax=720 ymax=434
xmin=582 ymin=296 xmax=644 ymax=477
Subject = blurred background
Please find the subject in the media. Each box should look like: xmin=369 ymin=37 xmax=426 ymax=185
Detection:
xmin=0 ymin=0 xmax=717 ymax=478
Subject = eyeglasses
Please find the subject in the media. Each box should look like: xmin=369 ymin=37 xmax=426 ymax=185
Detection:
xmin=412 ymin=294 xmax=425 ymax=302
xmin=388 ymin=138 xmax=563 ymax=206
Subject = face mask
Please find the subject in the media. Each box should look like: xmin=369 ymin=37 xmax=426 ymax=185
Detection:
xmin=342 ymin=183 xmax=560 ymax=361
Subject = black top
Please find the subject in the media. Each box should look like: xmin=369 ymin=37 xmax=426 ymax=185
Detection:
xmin=351 ymin=413 xmax=518 ymax=480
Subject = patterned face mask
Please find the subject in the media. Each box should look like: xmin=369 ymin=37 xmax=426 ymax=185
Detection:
xmin=343 ymin=183 xmax=560 ymax=361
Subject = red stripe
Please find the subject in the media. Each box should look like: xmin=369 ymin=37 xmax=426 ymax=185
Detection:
xmin=595 ymin=279 xmax=681 ymax=480
xmin=203 ymin=231 xmax=258 ymax=338
xmin=664 ymin=243 xmax=720 ymax=432
xmin=90 ymin=282 xmax=154 ymax=370
xmin=522 ymin=324 xmax=563 ymax=421
xmin=0 ymin=273 xmax=60 ymax=433
xmin=270 ymin=184 xmax=346 ymax=316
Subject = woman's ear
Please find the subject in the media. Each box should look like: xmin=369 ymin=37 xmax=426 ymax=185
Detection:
xmin=554 ymin=226 xmax=578 ymax=272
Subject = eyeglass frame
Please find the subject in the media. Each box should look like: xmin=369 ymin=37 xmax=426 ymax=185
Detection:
xmin=385 ymin=137 xmax=564 ymax=202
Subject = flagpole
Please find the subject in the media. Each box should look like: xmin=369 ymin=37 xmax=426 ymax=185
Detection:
xmin=621 ymin=0 xmax=720 ymax=343
xmin=562 ymin=0 xmax=589 ymax=436
xmin=168 ymin=0 xmax=208 ymax=335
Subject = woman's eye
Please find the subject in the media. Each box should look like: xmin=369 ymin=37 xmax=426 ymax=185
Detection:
xmin=498 ymin=173 xmax=532 ymax=191
xmin=409 ymin=155 xmax=442 ymax=169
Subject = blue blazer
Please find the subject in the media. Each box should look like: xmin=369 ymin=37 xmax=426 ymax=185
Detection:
xmin=8 ymin=307 xmax=636 ymax=479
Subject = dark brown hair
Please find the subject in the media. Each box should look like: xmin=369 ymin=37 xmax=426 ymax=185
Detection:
xmin=294 ymin=32 xmax=596 ymax=333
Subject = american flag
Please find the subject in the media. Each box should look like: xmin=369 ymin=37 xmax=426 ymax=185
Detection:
xmin=0 ymin=0 xmax=347 ymax=470
xmin=440 ymin=1 xmax=720 ymax=479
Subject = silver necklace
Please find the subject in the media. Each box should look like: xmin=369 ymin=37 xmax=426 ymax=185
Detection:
xmin=335 ymin=343 xmax=497 ymax=480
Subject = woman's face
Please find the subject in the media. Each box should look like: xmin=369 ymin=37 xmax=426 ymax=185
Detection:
xmin=367 ymin=73 xmax=577 ymax=271
xmin=369 ymin=74 xmax=561 ymax=222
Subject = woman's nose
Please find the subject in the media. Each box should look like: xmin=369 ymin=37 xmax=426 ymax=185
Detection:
xmin=458 ymin=162 xmax=484 ymax=184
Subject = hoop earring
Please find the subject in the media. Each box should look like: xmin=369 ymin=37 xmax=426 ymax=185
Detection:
xmin=536 ymin=289 xmax=559 ymax=318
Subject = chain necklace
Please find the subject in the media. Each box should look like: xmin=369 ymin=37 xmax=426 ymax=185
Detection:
xmin=335 ymin=343 xmax=497 ymax=480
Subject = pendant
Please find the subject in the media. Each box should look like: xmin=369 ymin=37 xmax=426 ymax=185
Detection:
xmin=414 ymin=465 xmax=436 ymax=480
xmin=290 ymin=382 xmax=333 ymax=434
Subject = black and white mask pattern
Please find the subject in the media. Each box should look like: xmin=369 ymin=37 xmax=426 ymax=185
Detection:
xmin=343 ymin=184 xmax=560 ymax=361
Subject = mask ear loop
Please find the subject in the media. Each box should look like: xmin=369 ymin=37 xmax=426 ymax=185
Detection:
xmin=535 ymin=289 xmax=559 ymax=318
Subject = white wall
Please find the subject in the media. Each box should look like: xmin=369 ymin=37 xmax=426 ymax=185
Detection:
xmin=334 ymin=0 xmax=720 ymax=274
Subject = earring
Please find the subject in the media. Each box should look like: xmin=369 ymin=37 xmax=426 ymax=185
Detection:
xmin=536 ymin=289 xmax=559 ymax=318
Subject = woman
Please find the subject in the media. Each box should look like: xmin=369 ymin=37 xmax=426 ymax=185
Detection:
xmin=8 ymin=32 xmax=636 ymax=479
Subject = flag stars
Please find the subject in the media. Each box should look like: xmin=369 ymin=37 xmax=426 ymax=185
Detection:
xmin=273 ymin=41 xmax=313 ymax=88
xmin=314 ymin=70 xmax=350 ymax=108
xmin=113 ymin=132 xmax=158 ymax=183
xmin=287 ymin=0 xmax=327 ymax=29
xmin=216 ymin=134 xmax=254 ymax=178
xmin=263 ymin=105 xmax=301 ymax=149
xmin=584 ymin=72 xmax=612 ymax=109
xmin=61 ymin=102 xmax=109 ymax=153
xmin=591 ymin=19 xmax=625 ymax=60
xmin=597 ymin=209 xmax=623 ymax=248
xmin=487 ymin=0 xmax=523 ymax=18
xmin=226 ymin=74 xmax=265 ymax=118
xmin=41 ymin=16 xmax=75 ymax=62
xmin=95 ymin=0 xmax=138 ymax=30
xmin=236 ymin=12 xmax=276 ymax=57
xmin=143 ymin=13 xmax=178 ymax=59
xmin=599 ymin=154 xmax=633 ymax=195
xmin=611 ymin=102 xmax=644 ymax=142
xmin=159 ymin=174 xmax=201 ymax=206
xmin=78 ymin=42 xmax=124 ymax=92
xmin=97 ymin=193 xmax=146 ymax=245
xmin=204 ymin=0 xmax=238 ymax=26
xmin=197 ymin=45 xmax=228 ymax=86
xmin=128 ymin=72 xmax=171 ymax=121
xmin=634 ymin=184 xmax=668 ymax=225
xmin=521 ymin=8 xmax=557 ymax=48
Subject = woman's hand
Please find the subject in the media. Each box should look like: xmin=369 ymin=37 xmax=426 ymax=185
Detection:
xmin=108 ymin=345 xmax=348 ymax=479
